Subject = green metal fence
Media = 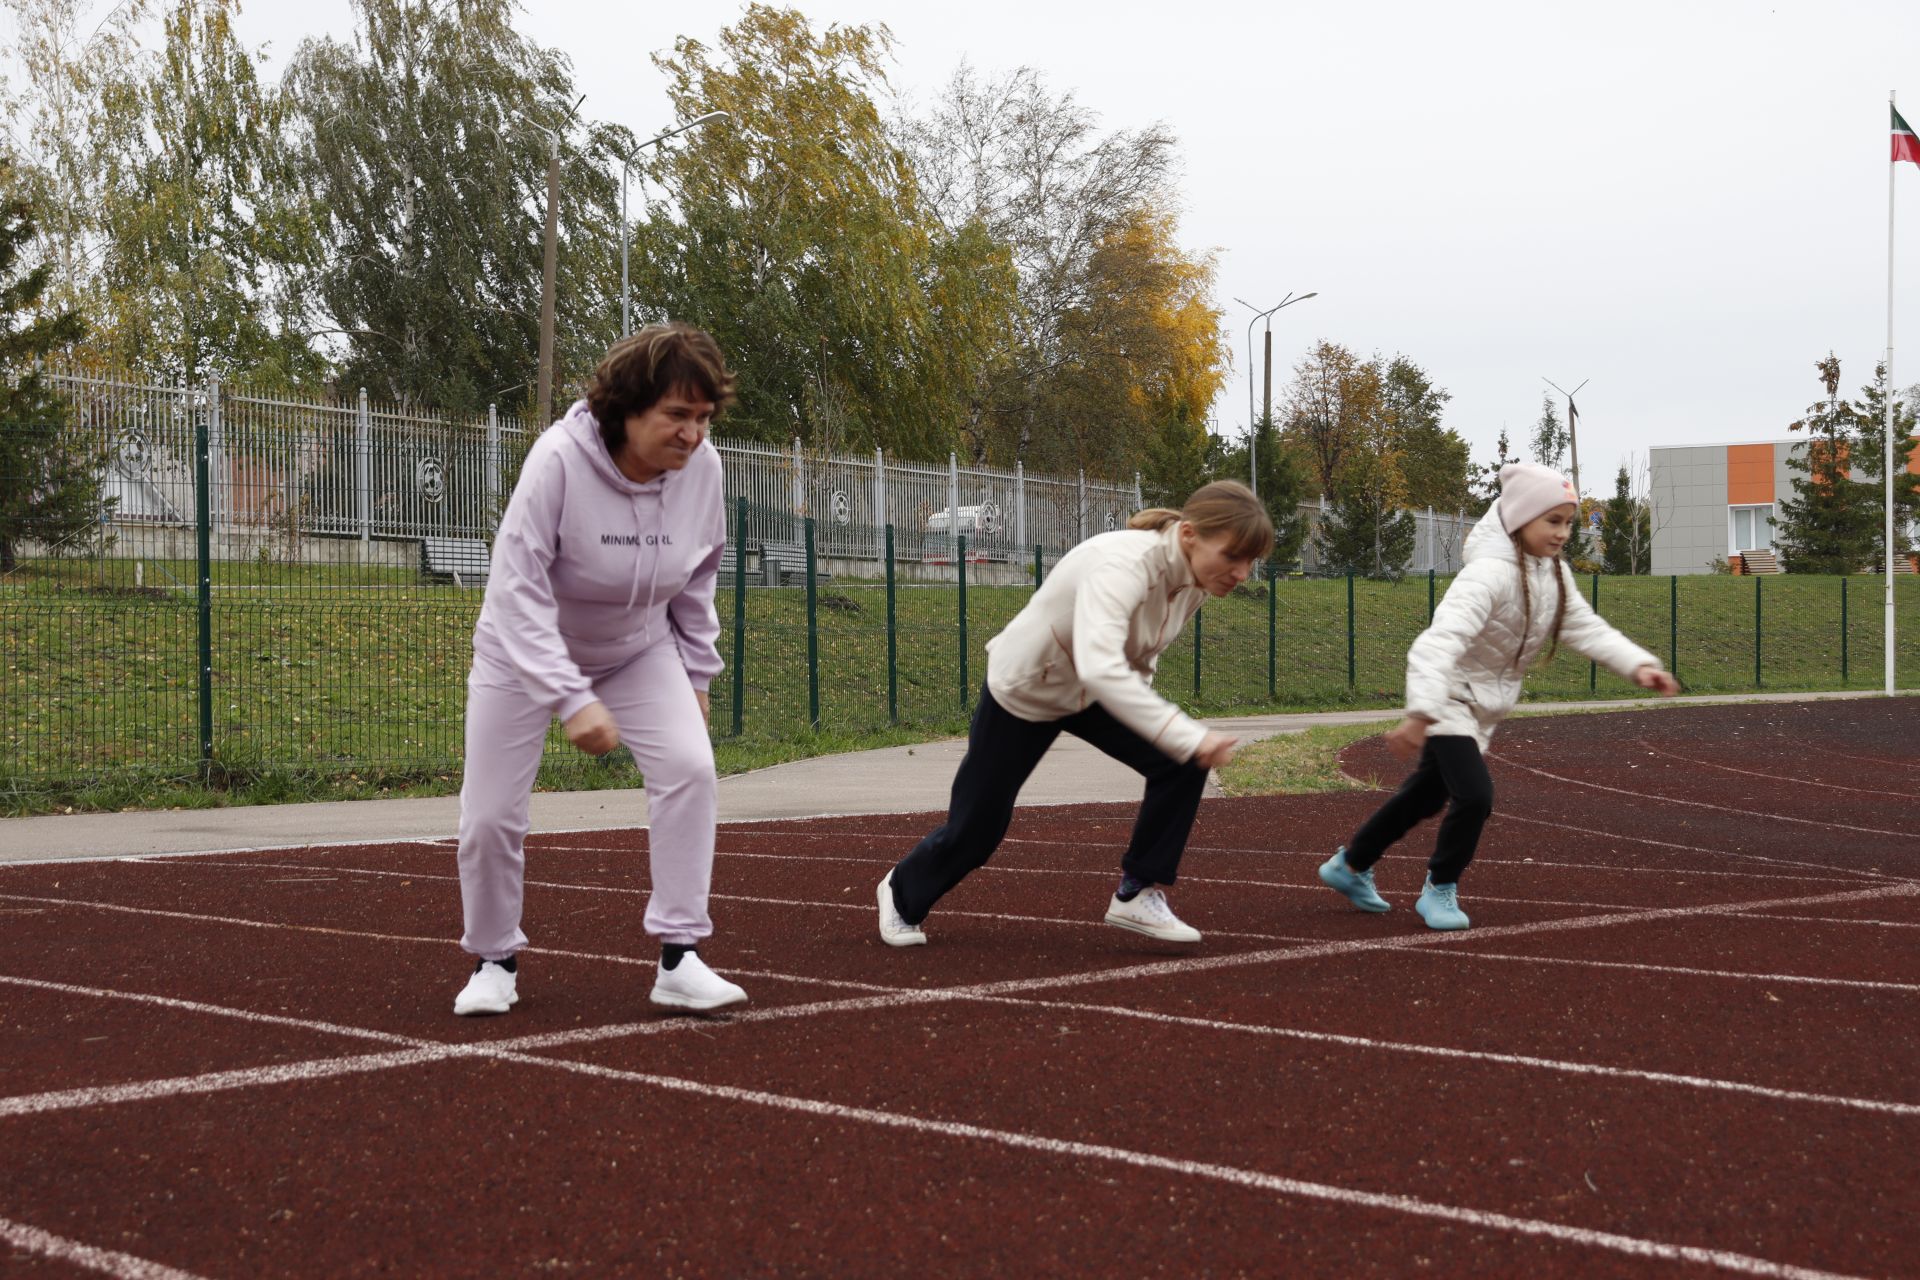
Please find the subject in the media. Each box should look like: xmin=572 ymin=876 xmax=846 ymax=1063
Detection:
xmin=6 ymin=420 xmax=1919 ymax=797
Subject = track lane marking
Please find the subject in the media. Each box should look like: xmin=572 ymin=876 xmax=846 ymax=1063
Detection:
xmin=0 ymin=1215 xmax=210 ymax=1280
xmin=0 ymin=982 xmax=1873 ymax=1280
xmin=1635 ymin=741 xmax=1918 ymax=797
xmin=1489 ymin=757 xmax=1920 ymax=842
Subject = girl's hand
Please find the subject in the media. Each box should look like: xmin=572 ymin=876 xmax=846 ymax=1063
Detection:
xmin=1385 ymin=716 xmax=1430 ymax=762
xmin=696 ymin=689 xmax=711 ymax=720
xmin=1193 ymin=731 xmax=1240 ymax=770
xmin=1634 ymin=666 xmax=1680 ymax=697
xmin=564 ymin=701 xmax=621 ymax=756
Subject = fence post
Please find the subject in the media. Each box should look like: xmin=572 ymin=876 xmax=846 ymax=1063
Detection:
xmin=206 ymin=378 xmax=225 ymax=536
xmin=1192 ymin=607 xmax=1202 ymax=698
xmin=1670 ymin=574 xmax=1679 ymax=679
xmin=1014 ymin=461 xmax=1026 ymax=552
xmin=356 ymin=388 xmax=372 ymax=543
xmin=957 ymin=534 xmax=970 ymax=709
xmin=731 ymin=497 xmax=746 ymax=738
xmin=886 ymin=523 xmax=898 ymax=725
xmin=1347 ymin=571 xmax=1357 ymax=689
xmin=1134 ymin=471 xmax=1143 ymax=512
xmin=1428 ymin=568 xmax=1436 ymax=623
xmin=805 ymin=516 xmax=819 ymax=730
xmin=947 ymin=452 xmax=959 ymax=555
xmin=1754 ymin=573 xmax=1763 ymax=688
xmin=194 ymin=396 xmax=214 ymax=771
xmin=1077 ymin=468 xmax=1087 ymax=542
xmin=1590 ymin=573 xmax=1600 ymax=693
xmin=485 ymin=403 xmax=501 ymax=536
xmin=1033 ymin=543 xmax=1044 ymax=588
xmin=872 ymin=447 xmax=885 ymax=561
xmin=1842 ymin=575 xmax=1849 ymax=685
xmin=791 ymin=436 xmax=805 ymax=518
xmin=1267 ymin=561 xmax=1277 ymax=700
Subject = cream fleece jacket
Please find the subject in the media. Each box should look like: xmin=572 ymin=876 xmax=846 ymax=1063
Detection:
xmin=1404 ymin=497 xmax=1660 ymax=748
xmin=985 ymin=522 xmax=1210 ymax=762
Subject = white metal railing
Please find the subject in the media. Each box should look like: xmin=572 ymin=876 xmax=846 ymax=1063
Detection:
xmin=48 ymin=371 xmax=1471 ymax=570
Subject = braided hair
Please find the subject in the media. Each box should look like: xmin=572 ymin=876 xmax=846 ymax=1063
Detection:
xmin=1509 ymin=532 xmax=1568 ymax=670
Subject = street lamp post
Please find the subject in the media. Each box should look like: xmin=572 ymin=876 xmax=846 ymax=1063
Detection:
xmin=1233 ymin=292 xmax=1318 ymax=500
xmin=1543 ymin=376 xmax=1589 ymax=498
xmin=620 ymin=111 xmax=729 ymax=337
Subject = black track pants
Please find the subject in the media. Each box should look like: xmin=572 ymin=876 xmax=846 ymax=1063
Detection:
xmin=1342 ymin=734 xmax=1494 ymax=885
xmin=889 ymin=686 xmax=1209 ymax=925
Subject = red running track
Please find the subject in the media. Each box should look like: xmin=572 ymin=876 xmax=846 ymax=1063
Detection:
xmin=1 ymin=698 xmax=1916 ymax=1278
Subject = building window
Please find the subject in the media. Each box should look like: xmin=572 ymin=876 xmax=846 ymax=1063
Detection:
xmin=1730 ymin=504 xmax=1774 ymax=552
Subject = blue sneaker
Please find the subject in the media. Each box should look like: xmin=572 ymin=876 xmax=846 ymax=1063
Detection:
xmin=1318 ymin=847 xmax=1390 ymax=913
xmin=1415 ymin=877 xmax=1470 ymax=930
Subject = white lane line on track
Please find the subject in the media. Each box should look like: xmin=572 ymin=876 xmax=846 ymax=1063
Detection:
xmin=0 ymin=893 xmax=907 ymax=993
xmin=0 ymin=980 xmax=1888 ymax=1280
xmin=962 ymin=993 xmax=1920 ymax=1116
xmin=684 ymin=824 xmax=1906 ymax=884
xmin=0 ymin=974 xmax=422 ymax=1046
xmin=1635 ymin=741 xmax=1918 ymax=797
xmin=481 ymin=1049 xmax=1871 ymax=1280
xmin=0 ymin=1215 xmax=210 ymax=1280
xmin=1738 ymin=912 xmax=1920 ymax=931
xmin=11 ymin=872 xmax=1920 ymax=1014
xmin=11 ymin=934 xmax=1920 ymax=1123
xmin=951 ymin=881 xmax=1920 ymax=998
xmin=104 ymin=861 xmax=1328 ymax=944
xmin=1435 ymin=950 xmax=1920 ymax=994
xmin=481 ymin=838 xmax=1874 ymax=890
xmin=1792 ymin=745 xmax=1920 ymax=772
xmin=9 ymin=876 xmax=1911 ymax=1042
xmin=1490 ymin=757 xmax=1920 ymax=841
xmin=3 ymin=881 xmax=1913 ymax=1076
xmin=0 ymin=836 xmax=456 ymax=871
xmin=1491 ymin=813 xmax=1914 ymax=882
xmin=184 ymin=853 xmax=1654 ymax=918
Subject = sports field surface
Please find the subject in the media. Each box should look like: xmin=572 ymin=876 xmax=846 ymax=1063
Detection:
xmin=2 ymin=699 xmax=1915 ymax=1278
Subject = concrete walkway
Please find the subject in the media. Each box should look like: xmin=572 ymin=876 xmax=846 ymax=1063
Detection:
xmin=0 ymin=689 xmax=1902 ymax=864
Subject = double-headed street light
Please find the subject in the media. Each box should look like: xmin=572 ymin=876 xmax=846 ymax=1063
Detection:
xmin=621 ymin=111 xmax=729 ymax=336
xmin=1233 ymin=291 xmax=1317 ymax=499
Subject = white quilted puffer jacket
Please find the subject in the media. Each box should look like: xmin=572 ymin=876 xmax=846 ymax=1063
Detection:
xmin=1404 ymin=497 xmax=1662 ymax=748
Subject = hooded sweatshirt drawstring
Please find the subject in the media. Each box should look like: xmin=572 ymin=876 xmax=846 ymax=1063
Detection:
xmin=620 ymin=480 xmax=669 ymax=648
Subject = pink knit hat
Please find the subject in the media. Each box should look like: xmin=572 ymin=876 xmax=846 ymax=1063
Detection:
xmin=1498 ymin=463 xmax=1579 ymax=534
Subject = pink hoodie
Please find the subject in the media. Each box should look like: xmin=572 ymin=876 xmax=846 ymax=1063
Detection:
xmin=473 ymin=399 xmax=726 ymax=721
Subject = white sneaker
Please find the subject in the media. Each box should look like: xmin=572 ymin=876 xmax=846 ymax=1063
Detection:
xmin=877 ymin=870 xmax=927 ymax=947
xmin=453 ymin=960 xmax=518 ymax=1016
xmin=649 ymin=951 xmax=748 ymax=1012
xmin=1103 ymin=888 xmax=1202 ymax=943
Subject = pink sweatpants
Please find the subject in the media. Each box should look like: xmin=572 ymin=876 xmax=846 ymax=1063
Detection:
xmin=457 ymin=638 xmax=717 ymax=958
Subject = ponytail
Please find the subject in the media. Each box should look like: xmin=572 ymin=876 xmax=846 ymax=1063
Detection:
xmin=1509 ymin=533 xmax=1568 ymax=669
xmin=1129 ymin=508 xmax=1182 ymax=532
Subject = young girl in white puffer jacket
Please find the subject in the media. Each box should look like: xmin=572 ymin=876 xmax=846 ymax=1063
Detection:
xmin=1316 ymin=462 xmax=1680 ymax=930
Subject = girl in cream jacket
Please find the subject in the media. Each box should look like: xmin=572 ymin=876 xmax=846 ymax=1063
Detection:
xmin=877 ymin=482 xmax=1274 ymax=948
xmin=1317 ymin=463 xmax=1679 ymax=930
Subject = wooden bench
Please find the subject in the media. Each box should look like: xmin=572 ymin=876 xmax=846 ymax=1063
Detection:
xmin=421 ymin=537 xmax=491 ymax=587
xmin=760 ymin=539 xmax=833 ymax=587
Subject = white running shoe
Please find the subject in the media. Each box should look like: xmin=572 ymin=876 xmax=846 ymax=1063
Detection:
xmin=453 ymin=960 xmax=518 ymax=1016
xmin=1103 ymin=888 xmax=1202 ymax=943
xmin=877 ymin=870 xmax=927 ymax=947
xmin=649 ymin=951 xmax=748 ymax=1012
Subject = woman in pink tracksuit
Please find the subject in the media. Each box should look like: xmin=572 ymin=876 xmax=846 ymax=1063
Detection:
xmin=452 ymin=324 xmax=747 ymax=1016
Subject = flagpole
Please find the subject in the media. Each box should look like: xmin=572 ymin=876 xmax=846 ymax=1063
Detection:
xmin=1887 ymin=90 xmax=1899 ymax=696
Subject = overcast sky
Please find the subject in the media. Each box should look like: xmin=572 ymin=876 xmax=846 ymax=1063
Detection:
xmin=35 ymin=1 xmax=1920 ymax=491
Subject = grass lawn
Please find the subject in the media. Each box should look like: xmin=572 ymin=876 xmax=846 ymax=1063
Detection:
xmin=4 ymin=561 xmax=1916 ymax=815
